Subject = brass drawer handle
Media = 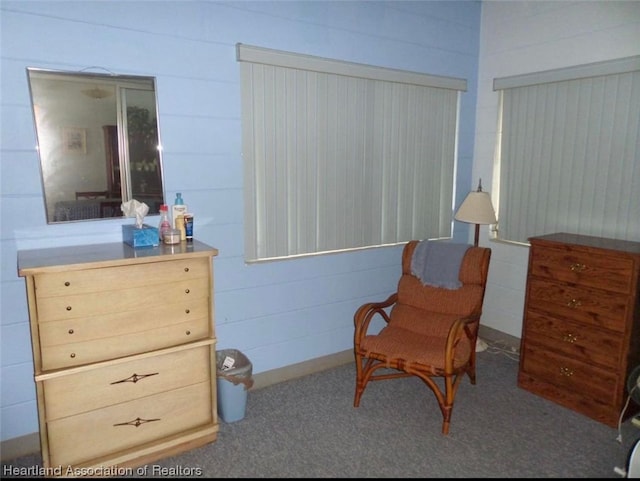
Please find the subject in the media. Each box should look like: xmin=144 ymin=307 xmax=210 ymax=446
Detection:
xmin=185 ymin=288 xmax=190 ymax=294
xmin=70 ymin=353 xmax=76 ymax=358
xmin=186 ymin=330 xmax=191 ymax=336
xmin=569 ymin=263 xmax=586 ymax=272
xmin=562 ymin=333 xmax=577 ymax=343
xmin=66 ymin=306 xmax=72 ymax=311
xmin=184 ymin=267 xmax=190 ymax=272
xmin=113 ymin=417 xmax=160 ymax=428
xmin=64 ymin=281 xmax=70 ymax=287
xmin=68 ymin=328 xmax=74 ymax=334
xmin=111 ymin=372 xmax=159 ymax=385
xmin=560 ymin=366 xmax=574 ymax=377
xmin=567 ymin=299 xmax=582 ymax=308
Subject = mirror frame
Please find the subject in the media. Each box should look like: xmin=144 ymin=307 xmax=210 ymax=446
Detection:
xmin=26 ymin=67 xmax=166 ymax=223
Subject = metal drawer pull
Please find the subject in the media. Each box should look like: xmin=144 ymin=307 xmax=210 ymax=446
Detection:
xmin=186 ymin=330 xmax=191 ymax=336
xmin=111 ymin=372 xmax=159 ymax=385
xmin=562 ymin=333 xmax=577 ymax=343
xmin=66 ymin=306 xmax=72 ymax=311
xmin=569 ymin=263 xmax=586 ymax=272
xmin=70 ymin=353 xmax=76 ymax=358
xmin=185 ymin=289 xmax=190 ymax=294
xmin=113 ymin=417 xmax=160 ymax=428
xmin=560 ymin=366 xmax=574 ymax=377
xmin=68 ymin=329 xmax=74 ymax=334
xmin=64 ymin=281 xmax=70 ymax=286
xmin=184 ymin=267 xmax=190 ymax=272
xmin=567 ymin=299 xmax=582 ymax=308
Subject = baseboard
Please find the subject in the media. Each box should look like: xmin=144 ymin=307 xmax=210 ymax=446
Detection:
xmin=0 ymin=349 xmax=355 ymax=462
xmin=479 ymin=325 xmax=521 ymax=353
xmin=251 ymin=349 xmax=354 ymax=391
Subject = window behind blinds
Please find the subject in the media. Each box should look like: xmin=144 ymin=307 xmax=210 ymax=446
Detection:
xmin=494 ymin=56 xmax=640 ymax=244
xmin=238 ymin=44 xmax=467 ymax=261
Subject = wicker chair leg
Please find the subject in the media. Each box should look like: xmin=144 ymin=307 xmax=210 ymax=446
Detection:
xmin=441 ymin=412 xmax=451 ymax=435
xmin=354 ymin=354 xmax=366 ymax=407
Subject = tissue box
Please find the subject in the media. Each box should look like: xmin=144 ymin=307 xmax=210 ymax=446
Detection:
xmin=122 ymin=224 xmax=159 ymax=248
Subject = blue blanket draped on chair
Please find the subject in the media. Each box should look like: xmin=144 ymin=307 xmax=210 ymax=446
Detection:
xmin=410 ymin=240 xmax=471 ymax=289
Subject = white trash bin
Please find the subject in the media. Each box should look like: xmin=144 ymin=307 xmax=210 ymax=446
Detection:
xmin=216 ymin=349 xmax=253 ymax=423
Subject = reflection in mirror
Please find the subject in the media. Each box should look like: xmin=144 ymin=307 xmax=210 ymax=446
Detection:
xmin=27 ymin=68 xmax=165 ymax=223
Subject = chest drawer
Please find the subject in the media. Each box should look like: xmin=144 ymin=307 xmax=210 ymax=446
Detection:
xmin=36 ymin=277 xmax=209 ymax=323
xmin=523 ymin=310 xmax=622 ymax=369
xmin=39 ymin=301 xmax=210 ymax=370
xmin=529 ymin=245 xmax=634 ymax=294
xmin=34 ymin=258 xmax=210 ymax=297
xmin=47 ymin=381 xmax=213 ymax=467
xmin=521 ymin=344 xmax=619 ymax=406
xmin=42 ymin=343 xmax=213 ymax=420
xmin=526 ymin=278 xmax=629 ymax=332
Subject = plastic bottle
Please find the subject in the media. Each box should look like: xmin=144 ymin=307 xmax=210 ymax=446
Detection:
xmin=184 ymin=213 xmax=194 ymax=242
xmin=158 ymin=204 xmax=172 ymax=242
xmin=175 ymin=214 xmax=186 ymax=241
xmin=172 ymin=193 xmax=188 ymax=230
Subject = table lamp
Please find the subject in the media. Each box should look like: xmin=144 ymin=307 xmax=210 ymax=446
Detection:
xmin=454 ymin=179 xmax=497 ymax=247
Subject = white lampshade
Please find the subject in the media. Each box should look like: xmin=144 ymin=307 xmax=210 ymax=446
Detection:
xmin=454 ymin=179 xmax=497 ymax=247
xmin=454 ymin=191 xmax=497 ymax=225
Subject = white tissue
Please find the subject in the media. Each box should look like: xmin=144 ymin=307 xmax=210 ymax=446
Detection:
xmin=121 ymin=199 xmax=149 ymax=228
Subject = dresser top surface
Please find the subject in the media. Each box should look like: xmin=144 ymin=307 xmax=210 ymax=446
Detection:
xmin=529 ymin=232 xmax=640 ymax=256
xmin=18 ymin=239 xmax=218 ymax=276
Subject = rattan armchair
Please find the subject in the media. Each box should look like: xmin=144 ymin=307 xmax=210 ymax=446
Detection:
xmin=353 ymin=240 xmax=491 ymax=434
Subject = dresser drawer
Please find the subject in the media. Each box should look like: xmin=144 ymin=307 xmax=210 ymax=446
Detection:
xmin=526 ymin=278 xmax=629 ymax=332
xmin=42 ymin=344 xmax=213 ymax=420
xmin=39 ymin=301 xmax=210 ymax=370
xmin=523 ymin=310 xmax=622 ymax=369
xmin=521 ymin=344 xmax=619 ymax=406
xmin=47 ymin=381 xmax=213 ymax=467
xmin=36 ymin=278 xmax=209 ymax=323
xmin=529 ymin=245 xmax=634 ymax=294
xmin=34 ymin=258 xmax=210 ymax=297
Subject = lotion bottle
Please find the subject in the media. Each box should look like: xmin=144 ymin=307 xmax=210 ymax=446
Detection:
xmin=172 ymin=193 xmax=188 ymax=229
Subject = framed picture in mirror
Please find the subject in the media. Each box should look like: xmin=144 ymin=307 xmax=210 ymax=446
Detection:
xmin=62 ymin=127 xmax=87 ymax=154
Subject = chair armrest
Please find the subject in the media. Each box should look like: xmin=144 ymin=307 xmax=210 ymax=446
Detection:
xmin=353 ymin=293 xmax=397 ymax=344
xmin=444 ymin=315 xmax=480 ymax=373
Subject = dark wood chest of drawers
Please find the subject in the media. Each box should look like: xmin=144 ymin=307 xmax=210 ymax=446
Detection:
xmin=518 ymin=233 xmax=640 ymax=427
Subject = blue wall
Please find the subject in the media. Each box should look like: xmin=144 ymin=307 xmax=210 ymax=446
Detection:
xmin=0 ymin=0 xmax=481 ymax=442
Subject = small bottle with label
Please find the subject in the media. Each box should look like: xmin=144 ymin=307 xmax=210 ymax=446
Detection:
xmin=184 ymin=213 xmax=194 ymax=242
xmin=158 ymin=204 xmax=172 ymax=242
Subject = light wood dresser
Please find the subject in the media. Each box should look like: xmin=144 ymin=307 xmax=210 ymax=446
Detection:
xmin=17 ymin=240 xmax=219 ymax=476
xmin=518 ymin=232 xmax=640 ymax=427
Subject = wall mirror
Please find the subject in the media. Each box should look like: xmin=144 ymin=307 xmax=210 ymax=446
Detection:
xmin=27 ymin=67 xmax=165 ymax=223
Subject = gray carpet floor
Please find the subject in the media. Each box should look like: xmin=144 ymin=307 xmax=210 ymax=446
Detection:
xmin=3 ymin=344 xmax=640 ymax=478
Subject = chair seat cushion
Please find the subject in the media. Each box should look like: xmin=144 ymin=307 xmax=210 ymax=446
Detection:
xmin=389 ymin=304 xmax=466 ymax=336
xmin=360 ymin=324 xmax=472 ymax=372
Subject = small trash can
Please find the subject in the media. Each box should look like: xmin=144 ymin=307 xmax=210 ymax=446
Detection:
xmin=216 ymin=349 xmax=254 ymax=423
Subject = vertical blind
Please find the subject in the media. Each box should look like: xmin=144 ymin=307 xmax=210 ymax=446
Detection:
xmin=237 ymin=44 xmax=467 ymax=261
xmin=494 ymin=56 xmax=640 ymax=244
